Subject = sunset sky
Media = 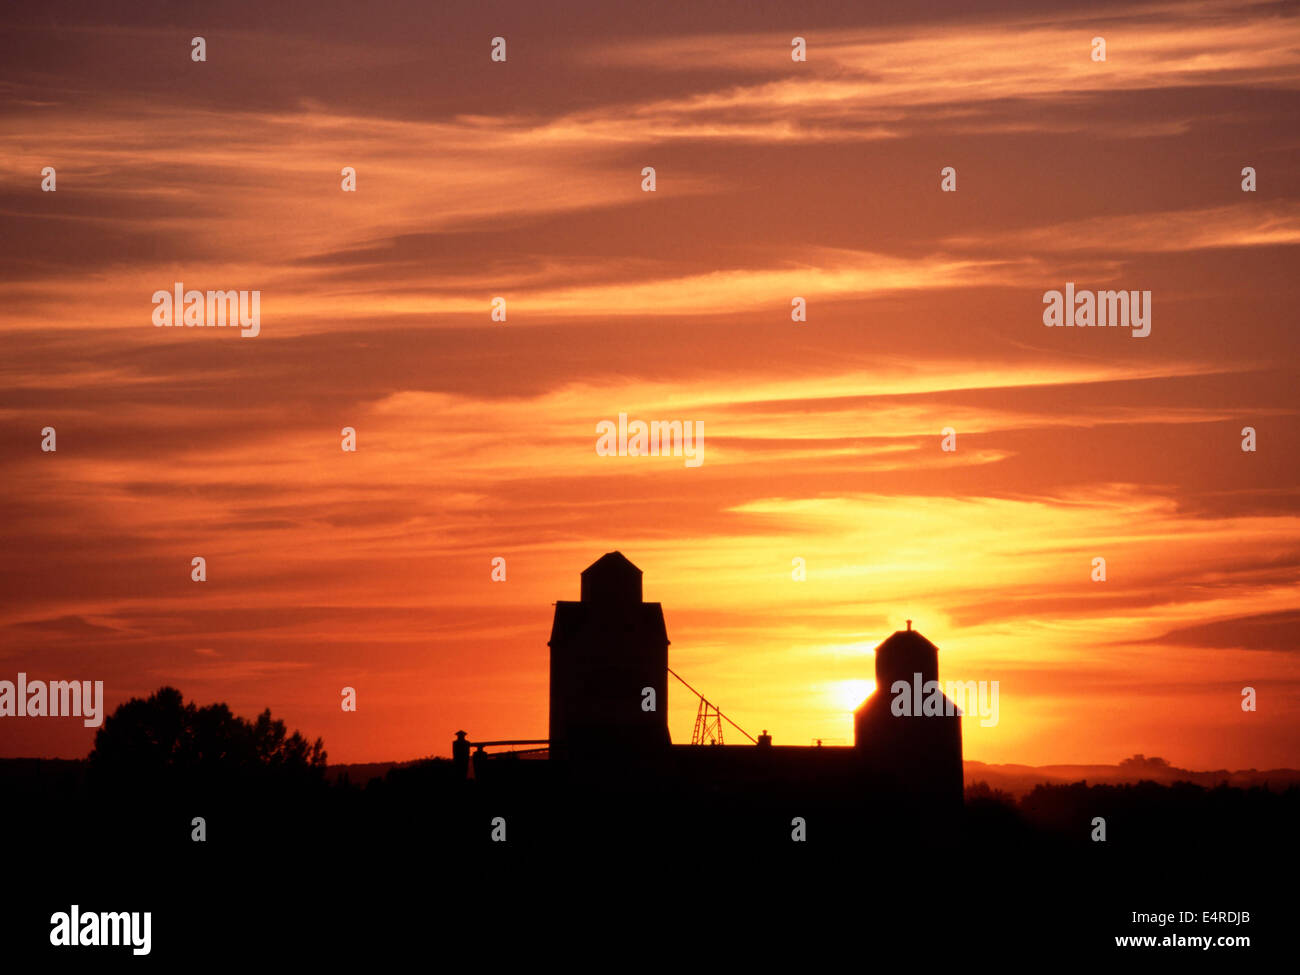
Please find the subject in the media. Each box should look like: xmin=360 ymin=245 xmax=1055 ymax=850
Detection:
xmin=2 ymin=0 xmax=1297 ymax=769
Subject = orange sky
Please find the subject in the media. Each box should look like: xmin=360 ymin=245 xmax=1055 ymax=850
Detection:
xmin=1 ymin=0 xmax=1297 ymax=768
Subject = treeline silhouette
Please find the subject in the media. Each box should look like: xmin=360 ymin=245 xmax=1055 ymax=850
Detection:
xmin=4 ymin=687 xmax=1296 ymax=862
xmin=964 ymin=778 xmax=1296 ymax=855
xmin=5 ymin=687 xmax=329 ymax=854
xmin=7 ymin=688 xmax=1295 ymax=959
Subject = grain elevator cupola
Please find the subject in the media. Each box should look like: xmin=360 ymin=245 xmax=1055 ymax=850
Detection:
xmin=873 ymin=625 xmax=940 ymax=688
xmin=581 ymin=551 xmax=643 ymax=604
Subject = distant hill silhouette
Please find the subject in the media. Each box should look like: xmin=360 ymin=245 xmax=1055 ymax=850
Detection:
xmin=327 ymin=760 xmax=413 ymax=785
xmin=965 ymin=753 xmax=1300 ymax=797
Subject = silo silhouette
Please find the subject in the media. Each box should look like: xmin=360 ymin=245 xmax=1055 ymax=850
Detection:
xmin=855 ymin=623 xmax=963 ymax=804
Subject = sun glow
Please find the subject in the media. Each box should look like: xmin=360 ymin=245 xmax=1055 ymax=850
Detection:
xmin=833 ymin=679 xmax=876 ymax=712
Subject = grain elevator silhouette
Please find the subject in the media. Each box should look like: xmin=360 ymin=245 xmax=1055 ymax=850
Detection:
xmin=456 ymin=552 xmax=963 ymax=821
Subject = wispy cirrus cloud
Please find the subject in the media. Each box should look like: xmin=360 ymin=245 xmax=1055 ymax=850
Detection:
xmin=2 ymin=0 xmax=1297 ymax=769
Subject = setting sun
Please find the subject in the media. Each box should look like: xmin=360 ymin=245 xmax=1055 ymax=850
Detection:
xmin=832 ymin=679 xmax=877 ymax=713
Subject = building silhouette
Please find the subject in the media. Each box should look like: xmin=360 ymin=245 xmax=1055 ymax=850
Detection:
xmin=548 ymin=552 xmax=669 ymax=762
xmin=459 ymin=552 xmax=963 ymax=816
xmin=856 ymin=623 xmax=963 ymax=805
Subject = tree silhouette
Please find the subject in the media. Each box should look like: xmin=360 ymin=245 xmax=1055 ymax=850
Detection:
xmin=88 ymin=686 xmax=326 ymax=793
xmin=1119 ymin=753 xmax=1171 ymax=770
